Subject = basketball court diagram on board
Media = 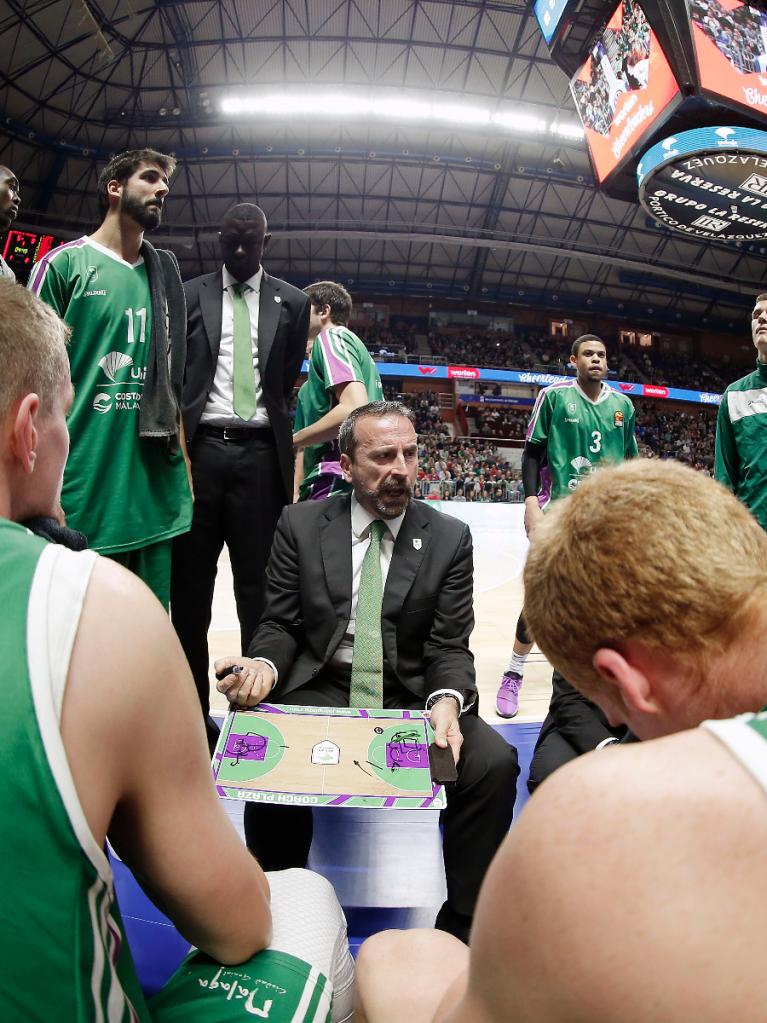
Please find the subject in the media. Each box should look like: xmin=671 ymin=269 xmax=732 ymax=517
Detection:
xmin=213 ymin=705 xmax=447 ymax=809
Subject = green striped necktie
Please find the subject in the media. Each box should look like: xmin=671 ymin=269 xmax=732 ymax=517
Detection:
xmin=349 ymin=519 xmax=386 ymax=708
xmin=232 ymin=281 xmax=257 ymax=420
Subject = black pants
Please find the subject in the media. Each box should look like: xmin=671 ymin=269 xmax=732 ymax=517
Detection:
xmin=170 ymin=428 xmax=286 ymax=721
xmin=244 ymin=673 xmax=519 ymax=929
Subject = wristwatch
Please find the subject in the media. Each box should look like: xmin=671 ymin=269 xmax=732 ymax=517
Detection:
xmin=425 ymin=690 xmax=464 ymax=715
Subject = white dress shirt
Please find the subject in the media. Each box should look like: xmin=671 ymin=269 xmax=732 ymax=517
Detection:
xmin=200 ymin=265 xmax=271 ymax=428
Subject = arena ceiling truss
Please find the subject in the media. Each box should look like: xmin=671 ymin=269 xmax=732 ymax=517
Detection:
xmin=0 ymin=0 xmax=764 ymax=332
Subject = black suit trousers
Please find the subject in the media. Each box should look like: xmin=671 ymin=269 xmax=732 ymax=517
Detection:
xmin=170 ymin=430 xmax=287 ymax=717
xmin=244 ymin=673 xmax=519 ymax=921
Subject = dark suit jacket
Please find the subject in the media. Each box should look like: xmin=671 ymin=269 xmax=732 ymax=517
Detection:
xmin=181 ymin=268 xmax=310 ymax=500
xmin=248 ymin=494 xmax=477 ymax=703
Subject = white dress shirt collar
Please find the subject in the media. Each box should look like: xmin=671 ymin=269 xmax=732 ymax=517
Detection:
xmin=351 ymin=494 xmax=407 ymax=542
xmin=222 ymin=264 xmax=263 ymax=295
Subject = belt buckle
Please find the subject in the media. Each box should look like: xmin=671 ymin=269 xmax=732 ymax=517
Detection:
xmin=222 ymin=427 xmax=237 ymax=441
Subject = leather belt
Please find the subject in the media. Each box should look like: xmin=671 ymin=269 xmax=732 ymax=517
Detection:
xmin=197 ymin=424 xmax=271 ymax=443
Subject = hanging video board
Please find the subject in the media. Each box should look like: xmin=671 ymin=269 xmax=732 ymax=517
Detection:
xmin=689 ymin=0 xmax=767 ymax=116
xmin=570 ymin=0 xmax=683 ymax=183
xmin=535 ymin=0 xmax=572 ymax=44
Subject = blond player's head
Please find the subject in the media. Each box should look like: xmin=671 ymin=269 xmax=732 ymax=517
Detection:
xmin=524 ymin=459 xmax=767 ymax=732
xmin=0 ymin=279 xmax=69 ymax=422
xmin=0 ymin=279 xmax=71 ymax=520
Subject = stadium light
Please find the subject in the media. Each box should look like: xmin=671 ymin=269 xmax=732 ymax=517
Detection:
xmin=221 ymin=89 xmax=585 ymax=145
xmin=492 ymin=111 xmax=547 ymax=134
xmin=551 ymin=122 xmax=585 ymax=140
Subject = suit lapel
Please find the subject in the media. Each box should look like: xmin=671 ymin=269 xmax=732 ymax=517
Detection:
xmin=320 ymin=497 xmax=353 ymax=618
xmin=257 ymin=272 xmax=281 ymax=374
xmin=200 ymin=271 xmax=224 ymax=363
xmin=383 ymin=502 xmax=430 ymax=618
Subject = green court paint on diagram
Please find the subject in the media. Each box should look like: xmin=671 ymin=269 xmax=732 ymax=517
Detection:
xmin=212 ymin=705 xmax=446 ymax=809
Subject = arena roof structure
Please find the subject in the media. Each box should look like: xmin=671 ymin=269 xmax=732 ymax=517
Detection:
xmin=1 ymin=0 xmax=764 ymax=332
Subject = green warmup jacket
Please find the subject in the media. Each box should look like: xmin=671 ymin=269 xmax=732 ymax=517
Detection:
xmin=715 ymin=359 xmax=767 ymax=531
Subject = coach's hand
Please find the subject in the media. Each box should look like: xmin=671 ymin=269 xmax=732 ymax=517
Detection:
xmin=215 ymin=656 xmax=275 ymax=708
xmin=430 ymin=698 xmax=464 ymax=766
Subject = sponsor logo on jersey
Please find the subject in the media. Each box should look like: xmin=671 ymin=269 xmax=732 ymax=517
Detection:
xmin=98 ymin=351 xmax=134 ymax=382
xmin=114 ymin=391 xmax=142 ymax=410
xmin=93 ymin=393 xmax=112 ymax=414
xmin=567 ymin=402 xmax=577 ymax=414
xmin=418 ymin=366 xmax=438 ymax=376
xmin=614 ymin=410 xmax=624 ymax=428
xmin=568 ymin=455 xmax=594 ymax=491
xmin=564 ymin=417 xmax=580 ymax=424
xmin=84 ymin=289 xmax=107 ymax=297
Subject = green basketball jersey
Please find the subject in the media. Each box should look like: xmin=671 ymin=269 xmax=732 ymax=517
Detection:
xmin=0 ymin=519 xmax=150 ymax=1021
xmin=527 ymin=379 xmax=637 ymax=506
xmin=296 ymin=325 xmax=383 ymax=501
xmin=28 ymin=238 xmax=192 ymax=554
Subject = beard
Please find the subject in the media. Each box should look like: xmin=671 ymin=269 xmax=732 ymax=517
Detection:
xmin=359 ymin=478 xmax=413 ymax=519
xmin=121 ymin=192 xmax=162 ymax=231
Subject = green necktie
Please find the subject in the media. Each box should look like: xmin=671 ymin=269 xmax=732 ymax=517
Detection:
xmin=232 ymin=282 xmax=257 ymax=421
xmin=349 ymin=519 xmax=386 ymax=708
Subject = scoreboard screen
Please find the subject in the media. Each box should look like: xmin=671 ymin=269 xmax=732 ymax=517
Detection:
xmin=570 ymin=0 xmax=683 ymax=183
xmin=2 ymin=229 xmax=64 ymax=280
xmin=689 ymin=0 xmax=767 ymax=116
xmin=535 ymin=0 xmax=572 ymax=44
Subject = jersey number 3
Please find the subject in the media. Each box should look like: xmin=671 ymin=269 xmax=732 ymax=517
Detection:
xmin=589 ymin=430 xmax=602 ymax=453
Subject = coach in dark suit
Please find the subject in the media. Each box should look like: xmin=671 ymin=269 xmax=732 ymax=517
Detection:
xmin=171 ymin=203 xmax=309 ymax=746
xmin=216 ymin=400 xmax=519 ymax=942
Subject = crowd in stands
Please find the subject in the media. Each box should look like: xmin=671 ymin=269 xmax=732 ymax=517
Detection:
xmin=356 ymin=321 xmax=420 ymax=357
xmin=635 ymin=348 xmax=726 ymax=392
xmin=318 ymin=321 xmax=731 ymax=498
xmin=382 ymin=388 xmax=720 ymax=500
xmin=383 ymin=322 xmax=742 ymax=393
xmin=428 ymin=331 xmax=534 ymax=370
xmin=473 ymin=407 xmax=527 ymax=440
xmin=634 ymin=400 xmax=717 ymax=473
xmin=387 ymin=389 xmax=524 ymax=502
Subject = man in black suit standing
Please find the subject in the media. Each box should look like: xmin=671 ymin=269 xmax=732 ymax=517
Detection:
xmin=171 ymin=203 xmax=309 ymax=747
xmin=217 ymin=400 xmax=519 ymax=942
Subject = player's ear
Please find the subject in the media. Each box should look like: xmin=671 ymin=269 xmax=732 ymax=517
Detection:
xmin=593 ymin=643 xmax=660 ymax=720
xmin=340 ymin=452 xmax=353 ymax=483
xmin=8 ymin=393 xmax=40 ymax=475
xmin=106 ymin=177 xmax=122 ymax=206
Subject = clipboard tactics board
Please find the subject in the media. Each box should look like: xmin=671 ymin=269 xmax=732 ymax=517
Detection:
xmin=213 ymin=704 xmax=447 ymax=810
